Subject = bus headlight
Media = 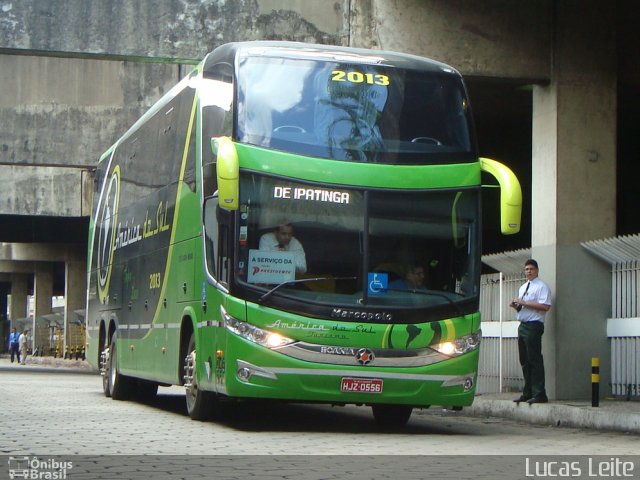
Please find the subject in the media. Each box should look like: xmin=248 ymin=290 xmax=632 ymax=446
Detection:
xmin=221 ymin=307 xmax=295 ymax=349
xmin=432 ymin=331 xmax=481 ymax=357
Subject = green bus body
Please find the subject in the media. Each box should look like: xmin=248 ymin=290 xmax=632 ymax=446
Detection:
xmin=86 ymin=41 xmax=521 ymax=423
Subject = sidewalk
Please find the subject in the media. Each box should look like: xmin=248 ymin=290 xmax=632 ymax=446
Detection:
xmin=0 ymin=354 xmax=94 ymax=374
xmin=466 ymin=392 xmax=640 ymax=434
xmin=1 ymin=355 xmax=639 ymax=434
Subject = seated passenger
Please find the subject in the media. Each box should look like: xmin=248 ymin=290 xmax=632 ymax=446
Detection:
xmin=389 ymin=263 xmax=426 ymax=292
xmin=258 ymin=222 xmax=307 ymax=274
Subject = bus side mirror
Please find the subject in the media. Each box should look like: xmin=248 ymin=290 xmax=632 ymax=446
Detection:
xmin=212 ymin=136 xmax=239 ymax=210
xmin=480 ymin=157 xmax=522 ymax=235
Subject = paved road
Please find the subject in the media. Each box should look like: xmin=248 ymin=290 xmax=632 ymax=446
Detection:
xmin=1 ymin=370 xmax=639 ymax=479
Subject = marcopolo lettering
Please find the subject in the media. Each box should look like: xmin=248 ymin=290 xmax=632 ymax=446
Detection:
xmin=331 ymin=308 xmax=393 ymax=322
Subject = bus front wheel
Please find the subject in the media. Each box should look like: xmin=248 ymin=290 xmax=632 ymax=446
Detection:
xmin=371 ymin=404 xmax=413 ymax=426
xmin=184 ymin=333 xmax=213 ymax=420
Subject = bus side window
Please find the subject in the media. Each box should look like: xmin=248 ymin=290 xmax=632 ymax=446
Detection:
xmin=216 ymin=204 xmax=232 ymax=287
xmin=203 ymin=196 xmax=218 ymax=279
xmin=203 ymin=195 xmax=232 ymax=288
xmin=202 ymin=162 xmax=217 ymax=199
xmin=183 ymin=122 xmax=197 ymax=191
xmin=217 ymin=220 xmax=230 ymax=286
xmin=170 ymin=85 xmax=197 ymax=192
xmin=201 ymin=103 xmax=232 ymax=197
xmin=201 ymin=61 xmax=234 ymax=197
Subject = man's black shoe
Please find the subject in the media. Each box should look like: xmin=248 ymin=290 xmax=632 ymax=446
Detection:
xmin=526 ymin=395 xmax=549 ymax=404
xmin=513 ymin=395 xmax=531 ymax=403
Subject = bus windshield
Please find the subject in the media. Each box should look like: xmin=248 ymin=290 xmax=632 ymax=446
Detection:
xmin=236 ymin=55 xmax=474 ymax=164
xmin=236 ymin=174 xmax=479 ymax=319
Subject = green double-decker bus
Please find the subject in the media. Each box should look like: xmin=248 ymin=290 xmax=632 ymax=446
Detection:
xmin=86 ymin=41 xmax=521 ymax=425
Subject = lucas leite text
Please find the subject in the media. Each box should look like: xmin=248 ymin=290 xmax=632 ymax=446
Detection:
xmin=525 ymin=457 xmax=635 ymax=477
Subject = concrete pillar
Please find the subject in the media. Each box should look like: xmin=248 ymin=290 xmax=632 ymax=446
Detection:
xmin=9 ymin=273 xmax=28 ymax=322
xmin=0 ymin=282 xmax=9 ymax=352
xmin=64 ymin=260 xmax=87 ymax=357
xmin=531 ymin=0 xmax=616 ymax=399
xmin=33 ymin=262 xmax=54 ymax=355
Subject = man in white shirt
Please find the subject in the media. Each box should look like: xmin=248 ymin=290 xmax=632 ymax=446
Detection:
xmin=510 ymin=259 xmax=552 ymax=404
xmin=258 ymin=222 xmax=307 ymax=274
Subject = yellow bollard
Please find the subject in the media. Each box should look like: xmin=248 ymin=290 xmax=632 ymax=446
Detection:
xmin=591 ymin=357 xmax=600 ymax=407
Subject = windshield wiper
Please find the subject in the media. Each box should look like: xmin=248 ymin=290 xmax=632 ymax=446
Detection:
xmin=386 ymin=288 xmax=463 ymax=315
xmin=258 ymin=276 xmax=357 ymax=304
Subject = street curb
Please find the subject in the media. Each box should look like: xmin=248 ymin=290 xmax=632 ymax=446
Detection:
xmin=0 ymin=364 xmax=96 ymax=375
xmin=467 ymin=398 xmax=640 ymax=434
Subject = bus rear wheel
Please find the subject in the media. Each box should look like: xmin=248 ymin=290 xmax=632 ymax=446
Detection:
xmin=184 ymin=333 xmax=213 ymax=420
xmin=371 ymin=404 xmax=413 ymax=426
xmin=100 ymin=343 xmax=111 ymax=398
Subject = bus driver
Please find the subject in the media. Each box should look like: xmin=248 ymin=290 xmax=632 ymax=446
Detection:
xmin=258 ymin=222 xmax=307 ymax=274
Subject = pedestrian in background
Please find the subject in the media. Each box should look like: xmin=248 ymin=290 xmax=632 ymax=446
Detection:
xmin=8 ymin=327 xmax=21 ymax=363
xmin=510 ymin=259 xmax=552 ymax=404
xmin=18 ymin=328 xmax=29 ymax=365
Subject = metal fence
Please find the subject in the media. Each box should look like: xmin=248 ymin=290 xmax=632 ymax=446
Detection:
xmin=480 ymin=238 xmax=640 ymax=398
xmin=612 ymin=260 xmax=640 ymax=318
xmin=609 ymin=262 xmax=640 ymax=397
xmin=610 ymin=336 xmax=640 ymax=397
xmin=582 ymin=235 xmax=640 ymax=398
xmin=477 ymin=335 xmax=523 ymax=393
xmin=477 ymin=272 xmax=526 ymax=394
xmin=10 ymin=308 xmax=86 ymax=359
xmin=479 ymin=273 xmax=523 ymax=323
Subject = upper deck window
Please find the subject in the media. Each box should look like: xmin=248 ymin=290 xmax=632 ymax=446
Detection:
xmin=236 ymin=56 xmax=474 ymax=164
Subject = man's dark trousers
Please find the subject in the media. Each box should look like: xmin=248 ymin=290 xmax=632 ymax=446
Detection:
xmin=517 ymin=321 xmax=546 ymax=398
xmin=9 ymin=343 xmax=20 ymax=363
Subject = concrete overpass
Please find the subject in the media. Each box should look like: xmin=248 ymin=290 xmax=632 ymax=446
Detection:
xmin=1 ymin=0 xmax=638 ymax=399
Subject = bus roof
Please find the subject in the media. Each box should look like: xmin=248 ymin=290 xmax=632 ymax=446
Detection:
xmin=203 ymin=41 xmax=461 ymax=78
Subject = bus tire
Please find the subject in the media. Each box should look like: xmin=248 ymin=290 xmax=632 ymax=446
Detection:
xmin=184 ymin=333 xmax=212 ymax=421
xmin=107 ymin=335 xmax=134 ymax=401
xmin=371 ymin=404 xmax=413 ymax=426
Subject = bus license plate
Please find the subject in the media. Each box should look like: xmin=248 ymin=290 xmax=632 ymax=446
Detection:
xmin=340 ymin=377 xmax=383 ymax=394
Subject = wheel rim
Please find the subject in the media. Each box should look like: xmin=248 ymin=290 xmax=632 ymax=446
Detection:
xmin=184 ymin=349 xmax=197 ymax=411
xmin=100 ymin=346 xmax=110 ymax=394
xmin=108 ymin=341 xmax=117 ymax=394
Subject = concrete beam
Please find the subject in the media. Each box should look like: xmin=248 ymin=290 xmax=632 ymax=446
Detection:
xmin=0 ymin=0 xmax=348 ymax=61
xmin=0 ymin=260 xmax=35 ymax=274
xmin=0 ymin=1 xmax=555 ymax=220
xmin=0 ymin=165 xmax=92 ymax=216
xmin=0 ymin=54 xmax=181 ymax=217
xmin=356 ymin=0 xmax=552 ymax=81
xmin=0 ymin=54 xmax=179 ymax=167
xmin=0 ymin=243 xmax=85 ymax=262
